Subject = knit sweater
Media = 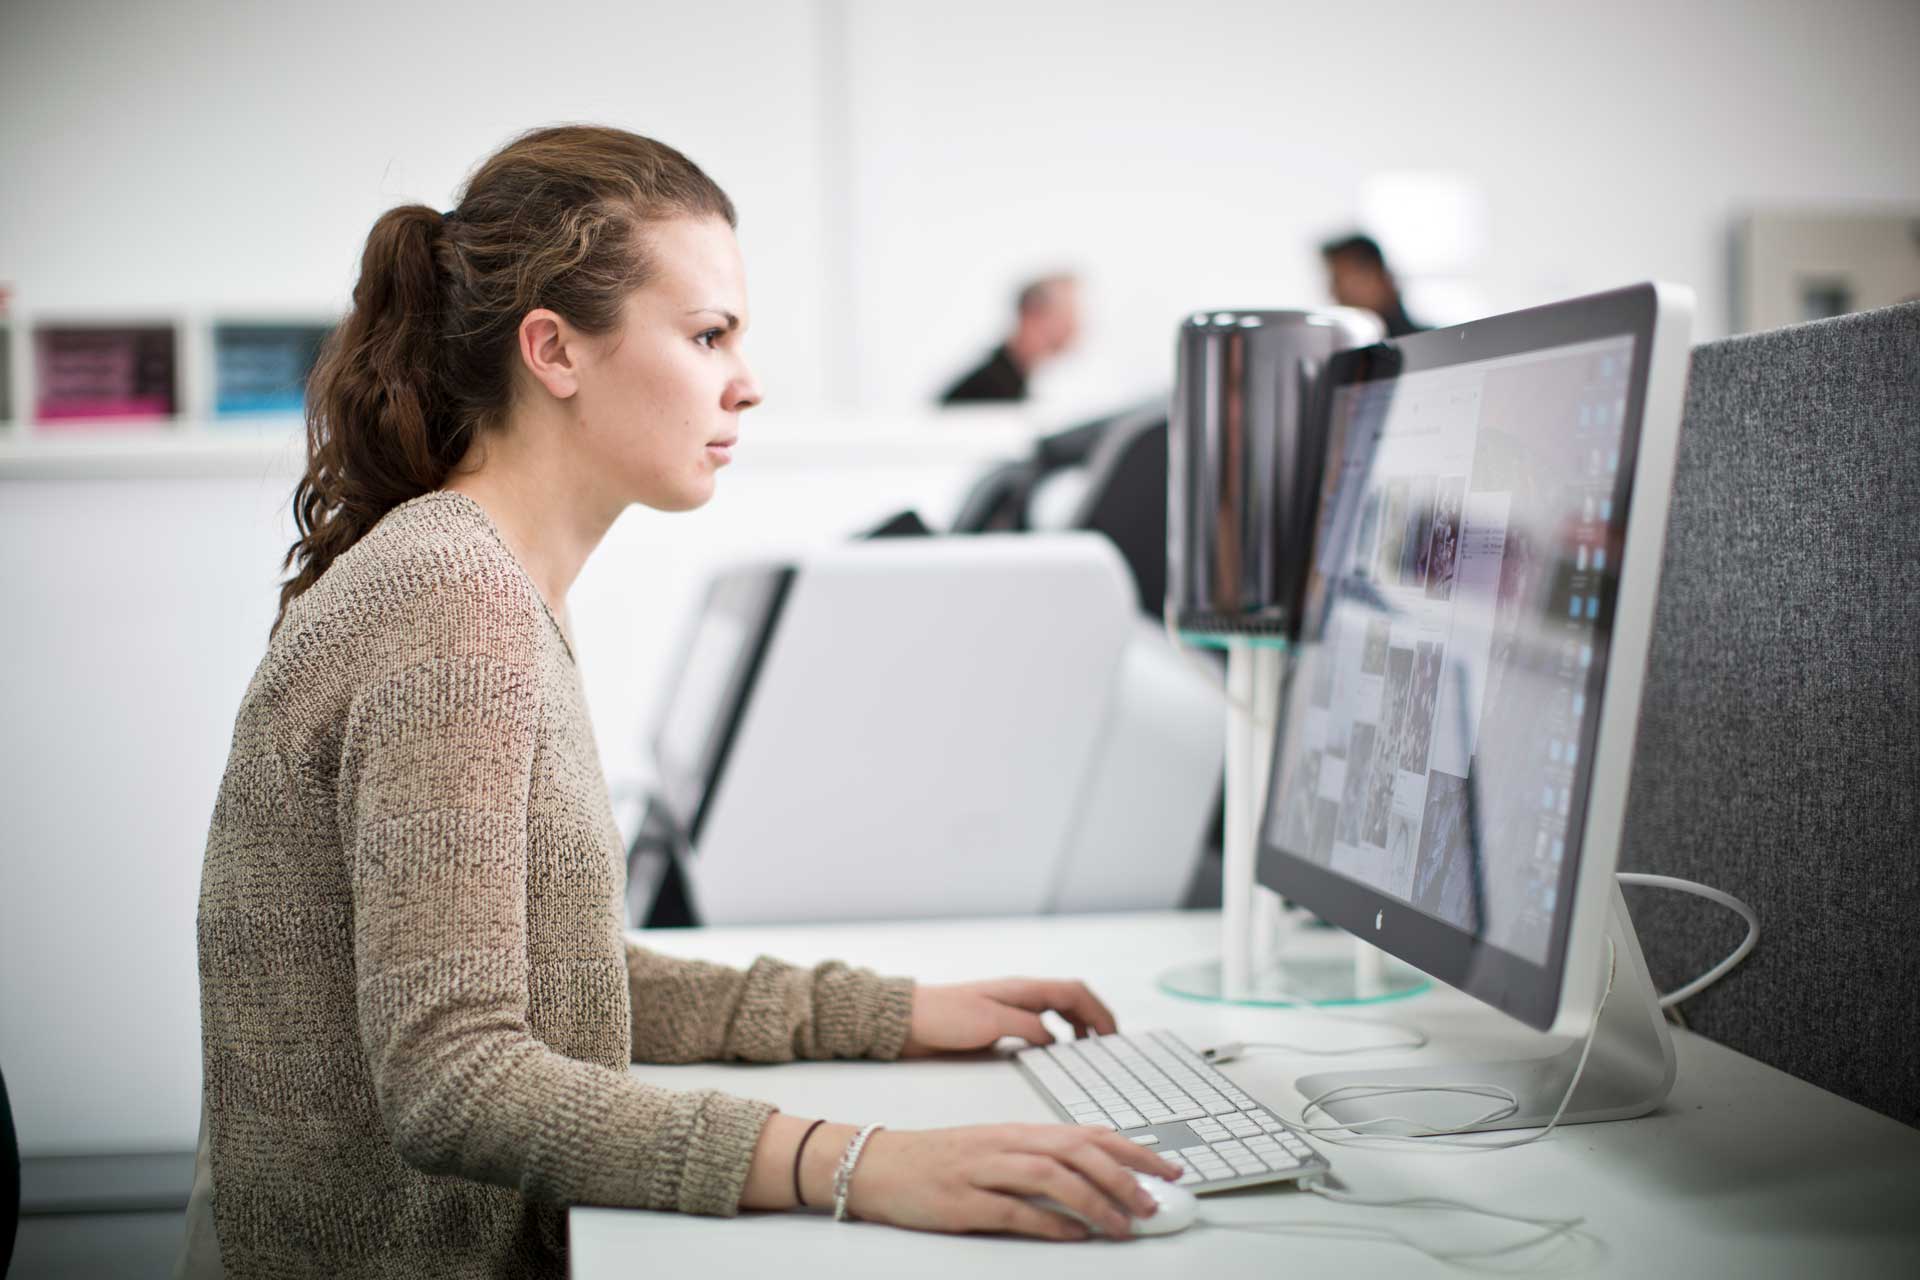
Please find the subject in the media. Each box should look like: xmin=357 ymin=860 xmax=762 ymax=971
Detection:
xmin=193 ymin=490 xmax=915 ymax=1278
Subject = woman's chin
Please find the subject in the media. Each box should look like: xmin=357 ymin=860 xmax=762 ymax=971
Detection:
xmin=646 ymin=478 xmax=719 ymax=513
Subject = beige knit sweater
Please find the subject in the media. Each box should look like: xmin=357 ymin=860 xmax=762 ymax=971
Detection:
xmin=191 ymin=490 xmax=915 ymax=1278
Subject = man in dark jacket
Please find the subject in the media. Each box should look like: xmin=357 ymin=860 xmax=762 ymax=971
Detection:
xmin=941 ymin=273 xmax=1081 ymax=404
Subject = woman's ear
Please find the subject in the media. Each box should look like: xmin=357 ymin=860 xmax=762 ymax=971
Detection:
xmin=517 ymin=309 xmax=581 ymax=400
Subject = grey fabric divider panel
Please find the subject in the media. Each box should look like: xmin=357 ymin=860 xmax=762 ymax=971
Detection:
xmin=1620 ymin=301 xmax=1920 ymax=1127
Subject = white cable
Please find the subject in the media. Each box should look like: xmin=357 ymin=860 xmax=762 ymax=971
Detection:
xmin=1615 ymin=872 xmax=1759 ymax=1007
xmin=1202 ymin=996 xmax=1429 ymax=1061
xmin=1180 ymin=876 xmax=1754 ymax=1264
xmin=1200 ymin=1215 xmax=1593 ymax=1269
xmin=1270 ymin=937 xmax=1617 ymax=1153
xmin=1204 ymin=1027 xmax=1428 ymax=1060
xmin=1179 ymin=946 xmax=1612 ymax=1269
xmin=1201 ymin=1184 xmax=1590 ymax=1267
xmin=1304 ymin=1180 xmax=1587 ymax=1254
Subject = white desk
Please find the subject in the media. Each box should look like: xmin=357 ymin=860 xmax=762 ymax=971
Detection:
xmin=573 ymin=912 xmax=1920 ymax=1278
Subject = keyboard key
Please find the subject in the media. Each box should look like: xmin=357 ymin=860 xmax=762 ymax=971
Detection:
xmin=1078 ymin=1120 xmax=1117 ymax=1130
xmin=1129 ymin=1134 xmax=1161 ymax=1146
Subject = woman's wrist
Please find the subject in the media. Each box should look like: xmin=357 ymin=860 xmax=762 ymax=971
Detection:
xmin=741 ymin=1113 xmax=859 ymax=1211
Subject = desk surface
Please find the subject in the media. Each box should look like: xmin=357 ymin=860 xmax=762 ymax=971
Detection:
xmin=573 ymin=911 xmax=1920 ymax=1279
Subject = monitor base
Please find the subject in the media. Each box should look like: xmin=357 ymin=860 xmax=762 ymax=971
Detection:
xmin=1159 ymin=953 xmax=1430 ymax=1007
xmin=1295 ymin=885 xmax=1676 ymax=1134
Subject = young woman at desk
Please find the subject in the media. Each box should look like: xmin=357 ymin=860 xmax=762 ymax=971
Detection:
xmin=183 ymin=126 xmax=1178 ymax=1279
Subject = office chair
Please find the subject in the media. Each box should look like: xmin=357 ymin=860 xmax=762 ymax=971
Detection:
xmin=3 ymin=1060 xmax=18 ymax=1275
xmin=950 ymin=457 xmax=1041 ymax=533
xmin=1066 ymin=405 xmax=1169 ymax=618
xmin=951 ymin=399 xmax=1172 ymax=618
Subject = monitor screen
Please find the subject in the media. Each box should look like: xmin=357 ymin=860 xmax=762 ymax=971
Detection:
xmin=1257 ymin=287 xmax=1667 ymax=1029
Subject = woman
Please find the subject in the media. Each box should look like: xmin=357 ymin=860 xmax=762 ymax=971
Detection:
xmin=182 ymin=125 xmax=1177 ymax=1279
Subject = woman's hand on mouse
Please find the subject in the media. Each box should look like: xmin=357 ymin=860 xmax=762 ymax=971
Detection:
xmin=901 ymin=978 xmax=1118 ymax=1057
xmin=846 ymin=1123 xmax=1180 ymax=1240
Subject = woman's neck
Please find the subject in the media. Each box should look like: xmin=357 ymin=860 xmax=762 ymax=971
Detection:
xmin=442 ymin=424 xmax=620 ymax=620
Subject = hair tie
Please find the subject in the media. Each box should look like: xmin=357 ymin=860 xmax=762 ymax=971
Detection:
xmin=440 ymin=208 xmax=460 ymax=224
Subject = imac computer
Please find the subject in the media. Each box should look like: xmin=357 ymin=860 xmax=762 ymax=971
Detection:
xmin=1255 ymin=282 xmax=1695 ymax=1131
xmin=1013 ymin=284 xmax=1695 ymax=1189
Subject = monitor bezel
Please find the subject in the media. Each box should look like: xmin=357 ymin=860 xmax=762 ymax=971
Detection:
xmin=649 ymin=564 xmax=795 ymax=844
xmin=1254 ymin=283 xmax=1683 ymax=1033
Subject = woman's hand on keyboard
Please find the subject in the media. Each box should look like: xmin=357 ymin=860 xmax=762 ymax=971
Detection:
xmin=901 ymin=978 xmax=1118 ymax=1057
xmin=846 ymin=1123 xmax=1181 ymax=1241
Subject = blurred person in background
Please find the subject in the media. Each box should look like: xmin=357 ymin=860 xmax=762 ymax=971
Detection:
xmin=1320 ymin=232 xmax=1424 ymax=337
xmin=940 ymin=272 xmax=1081 ymax=403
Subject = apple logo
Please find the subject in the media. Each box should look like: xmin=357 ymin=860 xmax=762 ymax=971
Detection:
xmin=1375 ymin=910 xmax=1384 ymax=931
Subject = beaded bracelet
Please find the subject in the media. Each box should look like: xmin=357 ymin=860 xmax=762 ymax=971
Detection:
xmin=831 ymin=1122 xmax=885 ymax=1222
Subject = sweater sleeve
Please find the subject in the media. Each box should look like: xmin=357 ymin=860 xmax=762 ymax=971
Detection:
xmin=624 ymin=943 xmax=917 ymax=1064
xmin=340 ymin=584 xmax=773 ymax=1216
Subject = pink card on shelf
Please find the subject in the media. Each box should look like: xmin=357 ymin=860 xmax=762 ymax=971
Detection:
xmin=34 ymin=325 xmax=179 ymax=427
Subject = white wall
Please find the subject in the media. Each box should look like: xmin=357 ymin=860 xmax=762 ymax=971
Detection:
xmin=2 ymin=0 xmax=1918 ymax=1156
xmin=840 ymin=0 xmax=1920 ymax=412
xmin=0 ymin=0 xmax=840 ymax=406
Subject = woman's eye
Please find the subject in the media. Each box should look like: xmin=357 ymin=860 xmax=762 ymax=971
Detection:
xmin=696 ymin=328 xmax=724 ymax=349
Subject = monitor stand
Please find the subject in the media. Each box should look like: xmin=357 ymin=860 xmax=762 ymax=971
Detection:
xmin=1295 ymin=884 xmax=1676 ymax=1133
xmin=1160 ymin=642 xmax=1429 ymax=1007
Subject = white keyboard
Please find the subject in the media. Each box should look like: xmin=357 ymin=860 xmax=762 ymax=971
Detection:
xmin=1014 ymin=1029 xmax=1330 ymax=1192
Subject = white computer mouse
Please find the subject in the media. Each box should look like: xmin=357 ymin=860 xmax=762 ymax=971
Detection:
xmin=1030 ymin=1170 xmax=1199 ymax=1238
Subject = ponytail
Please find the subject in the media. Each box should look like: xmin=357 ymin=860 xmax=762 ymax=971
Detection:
xmin=276 ymin=205 xmax=460 ymax=629
xmin=273 ymin=126 xmax=736 ymax=634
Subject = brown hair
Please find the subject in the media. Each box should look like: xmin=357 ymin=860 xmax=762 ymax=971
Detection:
xmin=274 ymin=125 xmax=736 ymax=631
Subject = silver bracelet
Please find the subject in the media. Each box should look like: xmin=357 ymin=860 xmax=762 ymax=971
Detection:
xmin=831 ymin=1122 xmax=885 ymax=1222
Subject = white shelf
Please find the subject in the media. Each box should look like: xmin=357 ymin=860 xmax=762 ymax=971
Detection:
xmin=0 ymin=421 xmax=307 ymax=480
xmin=0 ymin=411 xmax=1045 ymax=481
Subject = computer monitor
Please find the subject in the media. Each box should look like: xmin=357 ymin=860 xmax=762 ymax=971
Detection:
xmin=644 ymin=536 xmax=1220 ymax=926
xmin=1254 ymin=283 xmax=1694 ymax=1129
xmin=648 ymin=563 xmax=795 ymax=845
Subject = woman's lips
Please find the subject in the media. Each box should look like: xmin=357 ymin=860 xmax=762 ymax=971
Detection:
xmin=706 ymin=439 xmax=736 ymax=464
